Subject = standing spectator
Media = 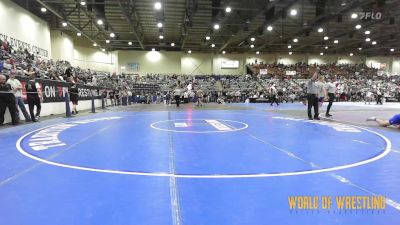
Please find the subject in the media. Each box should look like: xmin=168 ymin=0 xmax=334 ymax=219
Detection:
xmin=6 ymin=70 xmax=31 ymax=122
xmin=68 ymin=77 xmax=79 ymax=115
xmin=325 ymin=78 xmax=336 ymax=117
xmin=25 ymin=73 xmax=42 ymax=122
xmin=0 ymin=74 xmax=19 ymax=125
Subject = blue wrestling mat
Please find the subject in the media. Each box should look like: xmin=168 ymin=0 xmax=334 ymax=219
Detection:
xmin=0 ymin=105 xmax=399 ymax=225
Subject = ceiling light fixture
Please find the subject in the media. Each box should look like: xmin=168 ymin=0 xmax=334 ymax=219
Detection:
xmin=41 ymin=7 xmax=47 ymax=12
xmin=214 ymin=24 xmax=220 ymax=30
xmin=290 ymin=9 xmax=297 ymax=16
xmin=154 ymin=2 xmax=162 ymax=10
xmin=267 ymin=25 xmax=273 ymax=31
xmin=225 ymin=7 xmax=232 ymax=13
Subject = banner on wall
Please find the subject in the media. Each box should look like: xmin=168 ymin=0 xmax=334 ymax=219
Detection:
xmin=221 ymin=60 xmax=240 ymax=69
xmin=260 ymin=69 xmax=268 ymax=75
xmin=14 ymin=76 xmax=160 ymax=103
xmin=0 ymin=32 xmax=49 ymax=58
xmin=285 ymin=71 xmax=296 ymax=76
xmin=127 ymin=63 xmax=140 ymax=72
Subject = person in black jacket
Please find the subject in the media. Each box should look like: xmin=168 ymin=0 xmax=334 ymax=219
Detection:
xmin=0 ymin=74 xmax=19 ymax=125
xmin=25 ymin=73 xmax=42 ymax=122
xmin=68 ymin=77 xmax=79 ymax=115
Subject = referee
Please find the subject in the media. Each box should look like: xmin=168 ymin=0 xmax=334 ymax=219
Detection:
xmin=325 ymin=78 xmax=336 ymax=117
xmin=306 ymin=71 xmax=320 ymax=120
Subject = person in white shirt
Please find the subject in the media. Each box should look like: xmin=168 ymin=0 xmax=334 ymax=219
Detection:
xmin=6 ymin=71 xmax=31 ymax=122
xmin=325 ymin=78 xmax=337 ymax=117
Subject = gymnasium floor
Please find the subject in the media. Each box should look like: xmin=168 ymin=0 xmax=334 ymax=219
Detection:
xmin=0 ymin=102 xmax=399 ymax=225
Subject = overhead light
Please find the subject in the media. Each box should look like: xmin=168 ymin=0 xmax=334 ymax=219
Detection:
xmin=171 ymin=43 xmax=175 ymax=47
xmin=290 ymin=9 xmax=297 ymax=16
xmin=77 ymin=32 xmax=82 ymax=36
xmin=152 ymin=48 xmax=156 ymax=51
xmin=154 ymin=2 xmax=162 ymax=10
xmin=334 ymin=40 xmax=339 ymax=44
xmin=106 ymin=40 xmax=110 ymax=44
xmin=157 ymin=22 xmax=163 ymax=28
xmin=225 ymin=7 xmax=232 ymax=13
xmin=289 ymin=51 xmax=293 ymax=55
xmin=317 ymin=28 xmax=324 ymax=33
xmin=41 ymin=7 xmax=47 ymax=12
xmin=188 ymin=50 xmax=192 ymax=54
xmin=80 ymin=1 xmax=86 ymax=6
xmin=97 ymin=19 xmax=103 ymax=25
xmin=364 ymin=30 xmax=370 ymax=35
xmin=390 ymin=48 xmax=395 ymax=52
xmin=365 ymin=38 xmax=371 ymax=42
xmin=349 ymin=53 xmax=353 ymax=56
xmin=293 ymin=38 xmax=298 ymax=42
xmin=214 ymin=24 xmax=220 ymax=30
xmin=62 ymin=22 xmax=68 ymax=27
xmin=159 ymin=35 xmax=164 ymax=39
xmin=211 ymin=43 xmax=215 ymax=48
xmin=267 ymin=25 xmax=273 ymax=31
xmin=324 ymin=36 xmax=329 ymax=40
xmin=222 ymin=50 xmax=226 ymax=54
xmin=205 ymin=36 xmax=211 ymax=40
xmin=325 ymin=46 xmax=328 ymax=49
xmin=288 ymin=45 xmax=292 ymax=49
xmin=250 ymin=37 xmax=255 ymax=42
xmin=93 ymin=43 xmax=97 ymax=47
xmin=102 ymin=48 xmax=105 ymax=52
xmin=320 ymin=52 xmax=324 ymax=55
xmin=256 ymin=51 xmax=260 ymax=54
xmin=128 ymin=41 xmax=132 ymax=45
xmin=372 ymin=41 xmax=377 ymax=45
xmin=110 ymin=33 xmax=115 ymax=38
xmin=250 ymin=44 xmax=254 ymax=48
xmin=341 ymin=2 xmax=347 ymax=6
xmin=358 ymin=47 xmax=362 ymax=51
xmin=355 ymin=24 xmax=362 ymax=29
xmin=351 ymin=13 xmax=358 ymax=19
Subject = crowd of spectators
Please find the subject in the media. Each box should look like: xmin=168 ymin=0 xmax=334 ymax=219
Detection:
xmin=1 ymin=39 xmax=399 ymax=106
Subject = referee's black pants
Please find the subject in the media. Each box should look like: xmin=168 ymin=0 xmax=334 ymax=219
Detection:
xmin=326 ymin=93 xmax=335 ymax=115
xmin=27 ymin=97 xmax=41 ymax=121
xmin=270 ymin=94 xmax=279 ymax=106
xmin=174 ymin=95 xmax=180 ymax=107
xmin=307 ymin=94 xmax=319 ymax=119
